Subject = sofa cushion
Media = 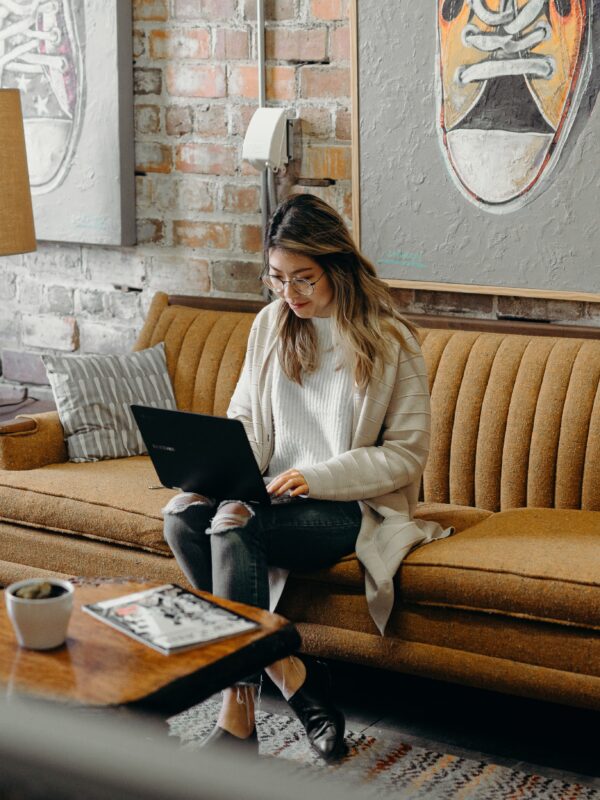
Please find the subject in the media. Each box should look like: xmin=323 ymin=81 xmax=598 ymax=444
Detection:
xmin=288 ymin=507 xmax=600 ymax=631
xmin=400 ymin=508 xmax=600 ymax=630
xmin=288 ymin=502 xmax=493 ymax=589
xmin=413 ymin=502 xmax=492 ymax=533
xmin=0 ymin=457 xmax=177 ymax=555
xmin=43 ymin=344 xmax=177 ymax=462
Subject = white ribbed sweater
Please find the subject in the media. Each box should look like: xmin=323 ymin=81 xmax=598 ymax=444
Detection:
xmin=227 ymin=300 xmax=452 ymax=634
xmin=267 ymin=316 xmax=353 ymax=478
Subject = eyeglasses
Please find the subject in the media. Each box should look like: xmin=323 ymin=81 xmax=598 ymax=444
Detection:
xmin=261 ymin=271 xmax=326 ymax=297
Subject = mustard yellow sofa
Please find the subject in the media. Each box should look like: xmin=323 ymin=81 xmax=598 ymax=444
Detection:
xmin=1 ymin=292 xmax=599 ymax=711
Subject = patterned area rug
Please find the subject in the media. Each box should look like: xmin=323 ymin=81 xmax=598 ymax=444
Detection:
xmin=168 ymin=697 xmax=600 ymax=800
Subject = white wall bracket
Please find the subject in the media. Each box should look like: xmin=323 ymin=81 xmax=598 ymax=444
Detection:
xmin=242 ymin=107 xmax=294 ymax=172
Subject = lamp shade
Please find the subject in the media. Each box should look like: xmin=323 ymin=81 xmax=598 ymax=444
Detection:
xmin=0 ymin=89 xmax=36 ymax=256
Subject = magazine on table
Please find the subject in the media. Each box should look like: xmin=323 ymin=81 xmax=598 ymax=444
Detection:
xmin=82 ymin=584 xmax=260 ymax=655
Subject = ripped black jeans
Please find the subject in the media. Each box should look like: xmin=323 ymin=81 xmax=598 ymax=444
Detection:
xmin=163 ymin=497 xmax=362 ymax=612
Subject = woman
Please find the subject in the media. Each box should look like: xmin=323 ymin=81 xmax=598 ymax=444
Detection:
xmin=163 ymin=194 xmax=450 ymax=761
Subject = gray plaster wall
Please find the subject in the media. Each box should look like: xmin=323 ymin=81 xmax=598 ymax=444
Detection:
xmin=357 ymin=1 xmax=600 ymax=294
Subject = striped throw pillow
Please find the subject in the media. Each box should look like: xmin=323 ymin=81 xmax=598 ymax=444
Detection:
xmin=43 ymin=344 xmax=177 ymax=462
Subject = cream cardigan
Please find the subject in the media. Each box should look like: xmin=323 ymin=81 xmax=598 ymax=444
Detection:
xmin=227 ymin=300 xmax=451 ymax=634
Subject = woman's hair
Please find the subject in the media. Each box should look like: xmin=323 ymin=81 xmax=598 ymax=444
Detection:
xmin=264 ymin=193 xmax=419 ymax=389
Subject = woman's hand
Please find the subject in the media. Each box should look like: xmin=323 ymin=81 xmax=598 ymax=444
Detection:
xmin=266 ymin=468 xmax=309 ymax=498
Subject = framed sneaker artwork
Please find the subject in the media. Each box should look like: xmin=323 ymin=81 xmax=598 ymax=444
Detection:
xmin=438 ymin=0 xmax=592 ymax=210
xmin=0 ymin=0 xmax=135 ymax=246
xmin=352 ymin=0 xmax=600 ymax=299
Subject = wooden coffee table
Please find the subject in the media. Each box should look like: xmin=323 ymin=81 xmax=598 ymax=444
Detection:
xmin=0 ymin=580 xmax=300 ymax=717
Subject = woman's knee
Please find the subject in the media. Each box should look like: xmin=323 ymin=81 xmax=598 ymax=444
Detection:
xmin=162 ymin=492 xmax=212 ymax=517
xmin=209 ymin=501 xmax=254 ymax=534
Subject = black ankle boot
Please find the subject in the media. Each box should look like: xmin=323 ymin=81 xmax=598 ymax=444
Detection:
xmin=201 ymin=724 xmax=259 ymax=755
xmin=287 ymin=659 xmax=347 ymax=763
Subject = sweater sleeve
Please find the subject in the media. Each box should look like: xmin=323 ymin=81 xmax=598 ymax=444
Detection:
xmin=226 ymin=325 xmax=261 ymax=465
xmin=300 ymin=344 xmax=431 ymax=502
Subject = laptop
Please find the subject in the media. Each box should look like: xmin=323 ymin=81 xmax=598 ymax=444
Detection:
xmin=130 ymin=405 xmax=271 ymax=505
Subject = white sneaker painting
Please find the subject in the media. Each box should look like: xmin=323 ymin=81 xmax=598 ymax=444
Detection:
xmin=0 ymin=0 xmax=84 ymax=194
xmin=436 ymin=0 xmax=592 ymax=212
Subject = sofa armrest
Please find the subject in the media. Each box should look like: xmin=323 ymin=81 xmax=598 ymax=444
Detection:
xmin=0 ymin=412 xmax=68 ymax=470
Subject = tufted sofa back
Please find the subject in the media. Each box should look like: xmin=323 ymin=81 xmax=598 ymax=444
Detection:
xmin=135 ymin=292 xmax=255 ymax=418
xmin=135 ymin=293 xmax=600 ymax=514
xmin=420 ymin=329 xmax=600 ymax=513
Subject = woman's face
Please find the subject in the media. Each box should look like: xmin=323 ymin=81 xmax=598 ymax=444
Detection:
xmin=267 ymin=248 xmax=335 ymax=318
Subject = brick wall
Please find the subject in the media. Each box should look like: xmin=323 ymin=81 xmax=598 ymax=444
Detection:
xmin=0 ymin=0 xmax=354 ymax=393
xmin=0 ymin=0 xmax=595 ymax=397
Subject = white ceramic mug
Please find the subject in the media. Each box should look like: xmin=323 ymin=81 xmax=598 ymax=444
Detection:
xmin=5 ymin=579 xmax=74 ymax=650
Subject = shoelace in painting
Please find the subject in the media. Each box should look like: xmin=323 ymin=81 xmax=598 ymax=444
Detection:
xmin=0 ymin=1 xmax=66 ymax=83
xmin=453 ymin=0 xmax=556 ymax=84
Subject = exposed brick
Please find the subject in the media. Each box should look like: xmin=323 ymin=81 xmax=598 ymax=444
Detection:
xmin=388 ymin=288 xmax=416 ymax=311
xmin=229 ymin=65 xmax=295 ymax=100
xmin=239 ymin=224 xmax=263 ymax=253
xmin=77 ymin=290 xmax=105 ymax=315
xmin=266 ymin=65 xmax=296 ymax=101
xmin=335 ymin=108 xmax=351 ymax=140
xmin=241 ymin=159 xmax=260 ymax=177
xmin=1 ymin=349 xmax=49 ymax=385
xmin=330 ymin=25 xmax=350 ymax=61
xmin=135 ymin=104 xmax=161 ymax=135
xmin=79 ymin=322 xmax=137 ymax=355
xmin=136 ymin=141 xmax=172 ymax=174
xmin=174 ymin=0 xmax=237 ymax=21
xmin=134 ymin=67 xmax=162 ymax=95
xmin=228 ymin=65 xmax=257 ymax=99
xmin=212 ymin=260 xmax=262 ymax=294
xmin=136 ymin=175 xmax=154 ymax=210
xmin=176 ymin=142 xmax=236 ymax=175
xmin=230 ymin=103 xmax=258 ymax=136
xmin=149 ymin=28 xmax=211 ymax=60
xmin=150 ymin=174 xmax=214 ymax=213
xmin=300 ymin=66 xmax=349 ymax=98
xmin=133 ymin=29 xmax=146 ymax=59
xmin=243 ymin=0 xmax=295 ymax=20
xmin=223 ymin=184 xmax=261 ymax=214
xmin=0 ymin=313 xmax=19 ymax=349
xmin=166 ymin=64 xmax=226 ymax=98
xmin=47 ymin=285 xmax=74 ymax=314
xmin=300 ymin=144 xmax=351 ymax=180
xmin=22 ymin=244 xmax=82 ymax=277
xmin=0 ymin=254 xmax=23 ymax=268
xmin=497 ymin=296 xmax=585 ymax=322
xmin=133 ymin=0 xmax=168 ymax=21
xmin=16 ymin=276 xmax=43 ymax=308
xmin=173 ymin=221 xmax=233 ymax=249
xmin=193 ymin=104 xmax=228 ymax=137
xmin=582 ymin=303 xmax=600 ymax=323
xmin=137 ymin=218 xmax=165 ymax=244
xmin=106 ymin=290 xmax=143 ymax=321
xmin=266 ymin=28 xmax=327 ymax=62
xmin=84 ymin=248 xmax=147 ymax=289
xmin=166 ymin=105 xmax=193 ymax=136
xmin=175 ymin=176 xmax=215 ymax=212
xmin=146 ymin=253 xmax=211 ymax=294
xmin=22 ymin=315 xmax=79 ymax=352
xmin=289 ymin=184 xmax=339 ymax=209
xmin=416 ymin=291 xmax=495 ymax=316
xmin=214 ymin=29 xmax=249 ymax=60
xmin=310 ymin=0 xmax=343 ymax=20
xmin=300 ymin=106 xmax=332 ymax=139
xmin=1 ymin=271 xmax=16 ymax=300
